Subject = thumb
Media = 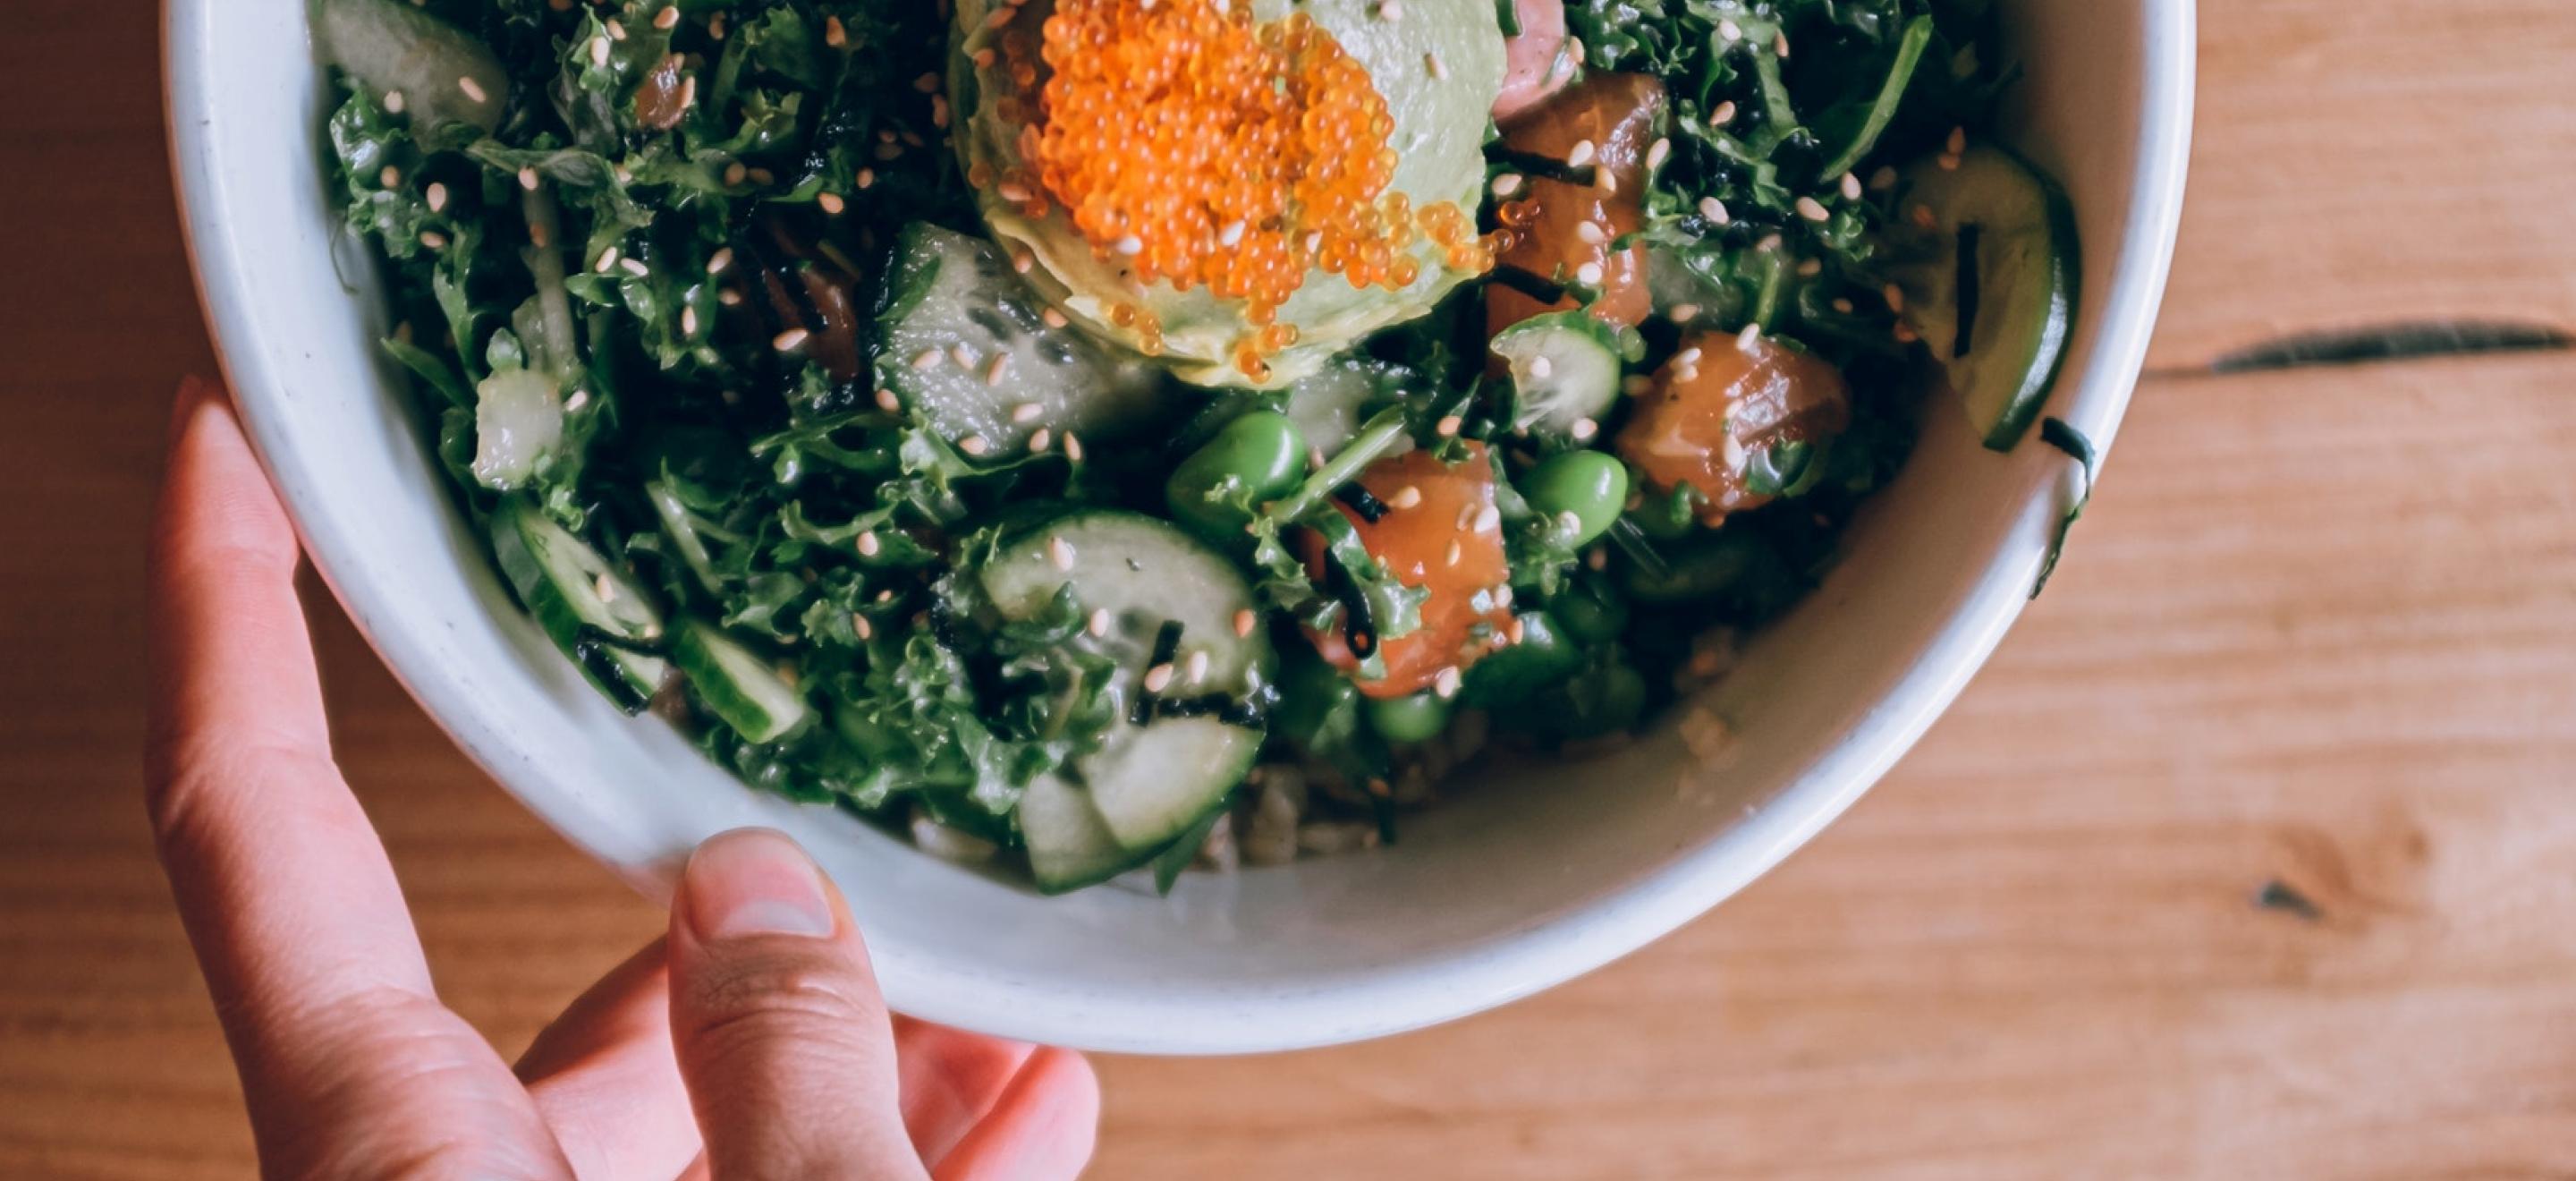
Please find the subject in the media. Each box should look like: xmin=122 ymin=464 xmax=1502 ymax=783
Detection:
xmin=667 ymin=829 xmax=927 ymax=1180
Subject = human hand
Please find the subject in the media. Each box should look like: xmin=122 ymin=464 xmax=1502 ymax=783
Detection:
xmin=146 ymin=378 xmax=1098 ymax=1179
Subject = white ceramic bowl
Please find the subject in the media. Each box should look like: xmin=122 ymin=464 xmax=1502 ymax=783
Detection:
xmin=166 ymin=1 xmax=2192 ymax=1054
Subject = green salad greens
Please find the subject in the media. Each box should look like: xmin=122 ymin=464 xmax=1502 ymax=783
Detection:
xmin=320 ymin=0 xmax=2074 ymax=894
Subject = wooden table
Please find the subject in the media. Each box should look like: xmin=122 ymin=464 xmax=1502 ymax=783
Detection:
xmin=6 ymin=2 xmax=2576 ymax=1177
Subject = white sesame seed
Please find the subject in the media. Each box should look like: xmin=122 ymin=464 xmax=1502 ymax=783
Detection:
xmin=1575 ymin=221 xmax=1607 ymax=246
xmin=1088 ymin=609 xmax=1112 ymax=638
xmin=1217 ymin=220 xmax=1248 ymax=248
xmin=1436 ymin=414 xmax=1463 ymax=438
xmin=1938 ymin=153 xmax=1962 ymax=172
xmin=518 ymin=166 xmax=539 ymax=191
xmin=620 ymin=258 xmax=649 ymax=277
xmin=1472 ymin=505 xmax=1501 ymax=532
xmin=1912 ymin=203 xmax=1938 ymax=229
xmin=1041 ymin=307 xmax=1069 ymax=329
xmin=1433 ymin=667 xmax=1462 ymax=699
xmin=681 ymin=307 xmax=699 ymax=336
xmin=1947 ymin=125 xmax=1969 ymax=156
xmin=706 ymin=248 xmax=733 ymax=276
xmin=1010 ymin=247 xmax=1034 ymax=275
xmin=746 ymin=166 xmax=774 ymax=186
xmin=588 ymin=36 xmax=611 ymax=67
xmin=1490 ymin=174 xmax=1524 ymax=199
xmin=1775 ymin=31 xmax=1791 ymax=58
xmin=773 ymin=328 xmax=809 ymax=352
xmin=1144 ymin=664 xmax=1176 ymax=693
xmin=1699 ymin=196 xmax=1731 ymax=225
xmin=823 ymin=14 xmax=846 ymax=45
xmin=1575 ymin=261 xmax=1606 ymax=285
xmin=1669 ymin=303 xmax=1701 ymax=323
xmin=419 ymin=230 xmax=448 ymax=249
xmin=378 ymin=165 xmax=402 ymax=188
xmin=1646 ymin=138 xmax=1671 ymax=172
xmin=1870 ymin=166 xmax=1899 ymax=191
xmin=1894 ymin=323 xmax=1919 ymax=344
xmin=960 ymin=434 xmax=991 ymax=455
xmin=1387 ymin=485 xmax=1424 ymax=510
xmin=595 ymin=574 xmax=618 ymax=603
xmin=1570 ymin=418 xmax=1599 ymax=441
xmin=985 ymin=355 xmax=1013 ymax=387
xmin=1718 ymin=19 xmax=1742 ymax=41
xmin=1736 ymin=322 xmax=1762 ymax=351
xmin=1444 ymin=539 xmax=1462 ymax=566
xmin=855 ymin=168 xmax=877 ymax=190
xmin=723 ymin=161 xmax=747 ymax=187
xmin=910 ymin=350 xmax=946 ymax=372
xmin=1010 ymin=402 xmax=1044 ymax=424
xmin=852 ymin=614 xmax=874 ymax=640
xmin=566 ymin=389 xmax=591 ymax=412
xmin=996 ymin=181 xmax=1031 ymax=203
xmin=1378 ymin=0 xmax=1402 ymax=20
xmin=1795 ymin=196 xmax=1831 ymax=222
xmin=876 ymin=387 xmax=901 ymax=412
xmin=707 ymin=12 xmax=724 ymax=38
xmin=1840 ymin=172 xmax=1863 ymax=200
xmin=1063 ymin=432 xmax=1085 ymax=462
xmin=1710 ymin=100 xmax=1737 ymax=126
xmin=1883 ymin=283 xmax=1907 ymax=312
xmin=1797 ymin=259 xmax=1821 ymax=277
xmin=1186 ymin=650 xmax=1210 ymax=684
xmin=1114 ymin=234 xmax=1145 ymax=257
xmin=1425 ymin=51 xmax=1448 ymax=80
xmin=605 ymin=18 xmax=625 ymax=40
xmin=383 ymin=90 xmax=406 ymax=115
xmin=1565 ymin=139 xmax=1597 ymax=169
xmin=1528 ymin=355 xmax=1555 ymax=380
xmin=818 ymin=192 xmax=845 ymax=215
xmin=1676 ymin=346 xmax=1704 ymax=367
xmin=916 ymin=72 xmax=943 ymax=93
xmin=458 ymin=75 xmax=487 ymax=103
xmin=1233 ymin=609 xmax=1258 ymax=638
xmin=654 ymin=5 xmax=681 ymax=30
xmin=949 ymin=344 xmax=979 ymax=370
xmin=717 ymin=288 xmax=744 ymax=307
xmin=593 ymin=246 xmax=621 ymax=273
xmin=1832 ymin=298 xmax=1854 ymax=313
xmin=857 ymin=530 xmax=882 ymax=557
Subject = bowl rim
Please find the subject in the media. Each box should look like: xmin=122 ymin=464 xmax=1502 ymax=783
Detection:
xmin=163 ymin=0 xmax=2195 ymax=1054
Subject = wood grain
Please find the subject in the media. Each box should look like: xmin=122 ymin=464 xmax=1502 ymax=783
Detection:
xmin=4 ymin=1 xmax=2576 ymax=1177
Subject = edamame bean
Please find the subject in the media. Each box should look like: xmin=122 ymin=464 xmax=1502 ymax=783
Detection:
xmin=1365 ymin=691 xmax=1455 ymax=744
xmin=1165 ymin=411 xmax=1307 ymax=540
xmin=1462 ymin=611 xmax=1583 ymax=708
xmin=1522 ymin=450 xmax=1630 ymax=546
xmin=1551 ymin=574 xmax=1631 ymax=644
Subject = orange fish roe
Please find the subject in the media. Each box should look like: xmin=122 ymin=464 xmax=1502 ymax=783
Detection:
xmin=1014 ymin=0 xmax=1470 ymax=375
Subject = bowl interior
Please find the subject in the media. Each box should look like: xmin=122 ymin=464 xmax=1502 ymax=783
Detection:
xmin=167 ymin=0 xmax=2190 ymax=1053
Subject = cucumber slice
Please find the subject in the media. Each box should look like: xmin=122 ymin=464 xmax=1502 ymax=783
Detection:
xmin=470 ymin=369 xmax=563 ymax=490
xmin=1890 ymin=146 xmax=2080 ymax=452
xmin=318 ymin=0 xmax=509 ymax=132
xmin=879 ymin=224 xmax=1165 ymax=455
xmin=672 ymin=620 xmax=812 ymax=743
xmin=1492 ymin=310 xmax=1624 ymax=438
xmin=1020 ymin=774 xmax=1156 ymax=895
xmin=981 ymin=511 xmax=1270 ymax=852
xmin=1282 ymin=358 xmax=1395 ymax=455
xmin=488 ymin=499 xmax=667 ymax=712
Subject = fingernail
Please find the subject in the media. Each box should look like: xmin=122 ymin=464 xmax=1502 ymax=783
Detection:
xmin=685 ymin=829 xmax=836 ymax=940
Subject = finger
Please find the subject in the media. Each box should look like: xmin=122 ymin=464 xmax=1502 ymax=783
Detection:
xmin=147 ymin=378 xmax=570 ymax=1178
xmin=666 ymin=829 xmax=928 ymax=1180
xmin=517 ymin=939 xmax=701 ymax=1181
xmin=893 ymin=1018 xmax=1036 ymax=1168
xmin=930 ymin=1048 xmax=1100 ymax=1181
